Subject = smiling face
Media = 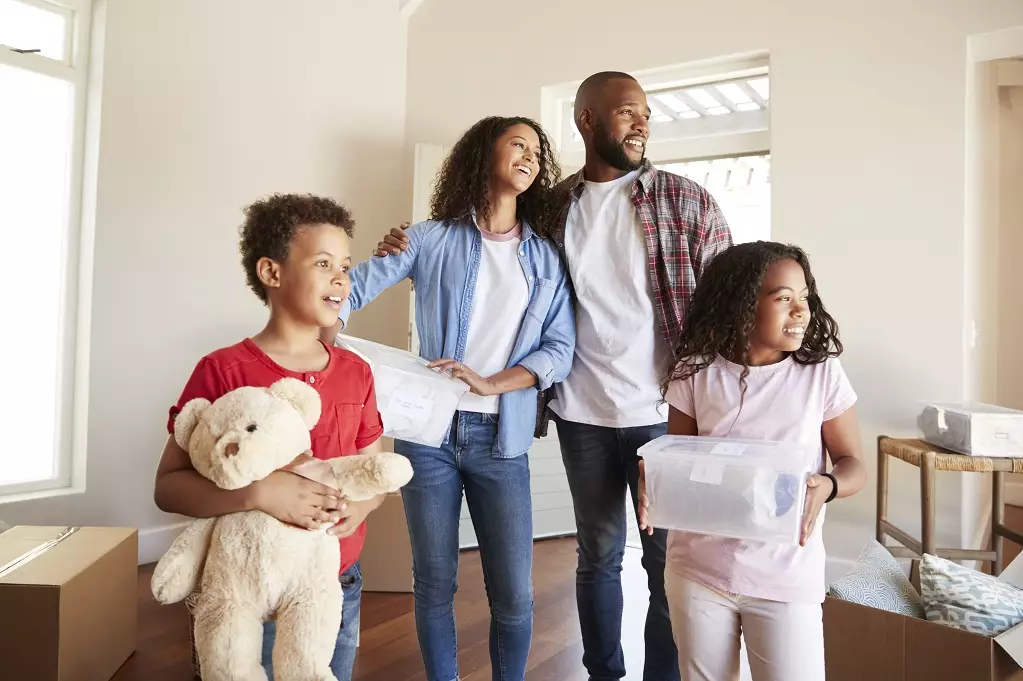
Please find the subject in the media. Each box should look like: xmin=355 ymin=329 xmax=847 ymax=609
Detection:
xmin=748 ymin=258 xmax=811 ymax=365
xmin=490 ymin=122 xmax=542 ymax=197
xmin=258 ymin=223 xmax=352 ymax=328
xmin=581 ymin=77 xmax=650 ymax=172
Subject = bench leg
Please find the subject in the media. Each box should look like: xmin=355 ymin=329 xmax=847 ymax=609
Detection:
xmin=994 ymin=471 xmax=1005 ymax=575
xmin=877 ymin=438 xmax=889 ymax=545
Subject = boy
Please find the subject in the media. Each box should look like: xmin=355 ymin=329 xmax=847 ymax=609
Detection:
xmin=154 ymin=193 xmax=385 ymax=680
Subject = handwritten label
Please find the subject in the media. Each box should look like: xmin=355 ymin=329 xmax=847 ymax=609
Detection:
xmin=710 ymin=442 xmax=745 ymax=457
xmin=689 ymin=461 xmax=725 ymax=485
xmin=387 ymin=394 xmax=435 ymax=420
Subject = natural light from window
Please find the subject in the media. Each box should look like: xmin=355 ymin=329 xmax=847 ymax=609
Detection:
xmin=0 ymin=0 xmax=88 ymax=492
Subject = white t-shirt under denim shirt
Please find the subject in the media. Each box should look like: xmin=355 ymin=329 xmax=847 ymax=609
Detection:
xmin=459 ymin=225 xmax=529 ymax=414
xmin=663 ymin=355 xmax=857 ymax=603
xmin=550 ymin=169 xmax=673 ymax=428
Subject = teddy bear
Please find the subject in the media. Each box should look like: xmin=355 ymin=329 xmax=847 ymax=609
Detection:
xmin=150 ymin=377 xmax=413 ymax=681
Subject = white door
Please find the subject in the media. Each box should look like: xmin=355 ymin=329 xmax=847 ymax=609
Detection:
xmin=407 ymin=143 xmax=577 ymax=548
xmin=408 ymin=143 xmax=449 ymax=355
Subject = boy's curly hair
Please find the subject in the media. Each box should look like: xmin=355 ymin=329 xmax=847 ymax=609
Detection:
xmin=239 ymin=193 xmax=355 ymax=303
xmin=429 ymin=116 xmax=562 ymax=235
xmin=661 ymin=241 xmax=842 ymax=400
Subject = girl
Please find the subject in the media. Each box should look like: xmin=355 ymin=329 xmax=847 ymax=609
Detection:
xmin=638 ymin=241 xmax=867 ymax=681
xmin=325 ymin=116 xmax=575 ymax=681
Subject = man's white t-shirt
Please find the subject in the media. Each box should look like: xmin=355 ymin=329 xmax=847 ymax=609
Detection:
xmin=550 ymin=170 xmax=673 ymax=427
xmin=460 ymin=228 xmax=529 ymax=414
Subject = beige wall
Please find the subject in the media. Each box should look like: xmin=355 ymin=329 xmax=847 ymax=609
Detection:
xmin=0 ymin=0 xmax=410 ymax=561
xmin=404 ymin=0 xmax=1023 ymax=558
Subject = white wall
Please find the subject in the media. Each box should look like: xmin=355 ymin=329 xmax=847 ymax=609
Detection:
xmin=0 ymin=0 xmax=410 ymax=563
xmin=404 ymin=0 xmax=1023 ymax=563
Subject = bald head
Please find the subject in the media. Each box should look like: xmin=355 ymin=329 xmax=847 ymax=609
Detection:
xmin=573 ymin=71 xmax=637 ymax=123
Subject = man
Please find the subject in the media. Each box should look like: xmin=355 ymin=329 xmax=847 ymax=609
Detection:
xmin=372 ymin=72 xmax=732 ymax=681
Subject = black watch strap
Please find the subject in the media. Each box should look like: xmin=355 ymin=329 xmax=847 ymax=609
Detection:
xmin=822 ymin=472 xmax=838 ymax=503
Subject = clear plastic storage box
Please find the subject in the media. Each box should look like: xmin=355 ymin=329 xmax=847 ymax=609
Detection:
xmin=917 ymin=402 xmax=1023 ymax=457
xmin=639 ymin=435 xmax=820 ymax=545
xmin=334 ymin=333 xmax=468 ymax=447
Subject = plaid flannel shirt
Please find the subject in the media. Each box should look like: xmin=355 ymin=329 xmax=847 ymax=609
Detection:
xmin=535 ymin=159 xmax=733 ymax=437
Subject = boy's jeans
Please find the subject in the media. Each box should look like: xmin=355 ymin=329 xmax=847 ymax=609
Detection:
xmin=261 ymin=562 xmax=362 ymax=680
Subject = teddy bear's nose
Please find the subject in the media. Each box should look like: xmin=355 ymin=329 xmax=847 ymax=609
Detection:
xmin=224 ymin=442 xmax=240 ymax=457
xmin=246 ymin=424 xmax=258 ymax=433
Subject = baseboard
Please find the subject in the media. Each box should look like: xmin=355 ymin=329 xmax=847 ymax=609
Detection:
xmin=138 ymin=521 xmax=189 ymax=566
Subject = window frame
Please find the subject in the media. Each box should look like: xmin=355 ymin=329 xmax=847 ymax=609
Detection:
xmin=0 ymin=0 xmax=95 ymax=500
xmin=542 ymin=53 xmax=770 ymax=174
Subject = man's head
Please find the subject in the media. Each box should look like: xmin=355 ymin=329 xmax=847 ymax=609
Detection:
xmin=239 ymin=193 xmax=354 ymax=328
xmin=574 ymin=72 xmax=650 ymax=173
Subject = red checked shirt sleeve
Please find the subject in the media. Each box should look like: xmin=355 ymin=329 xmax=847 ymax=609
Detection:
xmin=690 ymin=190 xmax=733 ymax=281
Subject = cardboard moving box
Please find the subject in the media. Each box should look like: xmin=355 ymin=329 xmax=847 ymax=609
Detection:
xmin=0 ymin=526 xmax=138 ymax=681
xmin=825 ymin=552 xmax=1023 ymax=681
xmin=359 ymin=492 xmax=413 ymax=592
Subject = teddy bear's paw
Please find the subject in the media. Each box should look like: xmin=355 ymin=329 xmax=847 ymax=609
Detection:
xmin=151 ymin=566 xmax=191 ymax=604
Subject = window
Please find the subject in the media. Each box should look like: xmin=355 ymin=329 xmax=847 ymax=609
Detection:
xmin=0 ymin=0 xmax=94 ymax=497
xmin=542 ymin=56 xmax=772 ymax=244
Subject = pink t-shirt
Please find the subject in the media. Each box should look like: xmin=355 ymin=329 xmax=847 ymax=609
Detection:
xmin=663 ymin=355 xmax=856 ymax=603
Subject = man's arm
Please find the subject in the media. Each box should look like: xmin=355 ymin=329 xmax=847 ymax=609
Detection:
xmin=691 ymin=191 xmax=733 ymax=278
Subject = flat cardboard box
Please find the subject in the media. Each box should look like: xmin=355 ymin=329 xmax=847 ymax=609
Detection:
xmin=0 ymin=526 xmax=138 ymax=681
xmin=825 ymin=552 xmax=1023 ymax=681
xmin=359 ymin=492 xmax=413 ymax=592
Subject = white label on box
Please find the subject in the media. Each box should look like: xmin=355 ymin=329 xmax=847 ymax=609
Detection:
xmin=387 ymin=394 xmax=434 ymax=421
xmin=690 ymin=461 xmax=725 ymax=485
xmin=710 ymin=442 xmax=745 ymax=456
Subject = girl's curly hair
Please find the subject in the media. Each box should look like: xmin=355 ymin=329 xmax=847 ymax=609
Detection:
xmin=661 ymin=241 xmax=842 ymax=401
xmin=429 ymin=116 xmax=561 ymax=234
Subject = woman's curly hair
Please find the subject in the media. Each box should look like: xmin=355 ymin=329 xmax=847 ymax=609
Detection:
xmin=429 ymin=116 xmax=562 ymax=234
xmin=661 ymin=241 xmax=842 ymax=401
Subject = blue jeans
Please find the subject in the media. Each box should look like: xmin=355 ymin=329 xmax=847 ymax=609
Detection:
xmin=554 ymin=416 xmax=679 ymax=681
xmin=396 ymin=412 xmax=534 ymax=681
xmin=261 ymin=562 xmax=362 ymax=680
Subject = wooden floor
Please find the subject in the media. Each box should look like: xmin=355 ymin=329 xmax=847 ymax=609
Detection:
xmin=111 ymin=537 xmax=650 ymax=681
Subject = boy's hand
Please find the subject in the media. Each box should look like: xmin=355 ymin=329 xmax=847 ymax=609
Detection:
xmin=374 ymin=222 xmax=411 ymax=257
xmin=428 ymin=359 xmax=496 ymax=396
xmin=637 ymin=460 xmax=654 ymax=536
xmin=799 ymin=474 xmax=835 ymax=546
xmin=249 ymin=453 xmax=345 ymax=530
xmin=328 ymin=495 xmax=383 ymax=538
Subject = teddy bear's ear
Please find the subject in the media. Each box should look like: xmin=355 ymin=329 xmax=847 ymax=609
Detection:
xmin=173 ymin=397 xmax=211 ymax=450
xmin=268 ymin=378 xmax=322 ymax=430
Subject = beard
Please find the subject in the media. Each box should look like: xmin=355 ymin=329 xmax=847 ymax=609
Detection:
xmin=592 ymin=116 xmax=644 ymax=172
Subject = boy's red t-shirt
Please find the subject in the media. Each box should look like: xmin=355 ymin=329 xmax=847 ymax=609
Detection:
xmin=167 ymin=338 xmax=385 ymax=574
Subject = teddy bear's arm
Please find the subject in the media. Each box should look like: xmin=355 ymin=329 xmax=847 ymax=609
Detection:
xmin=151 ymin=517 xmax=217 ymax=604
xmin=327 ymin=452 xmax=414 ymax=501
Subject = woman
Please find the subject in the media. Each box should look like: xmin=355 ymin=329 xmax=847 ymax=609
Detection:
xmin=332 ymin=116 xmax=574 ymax=681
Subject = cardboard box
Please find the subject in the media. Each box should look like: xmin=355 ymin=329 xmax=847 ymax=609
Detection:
xmin=359 ymin=493 xmax=413 ymax=592
xmin=0 ymin=526 xmax=138 ymax=681
xmin=825 ymin=553 xmax=1023 ymax=681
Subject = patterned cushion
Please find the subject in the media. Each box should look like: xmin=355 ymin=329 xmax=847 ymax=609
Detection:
xmin=828 ymin=539 xmax=924 ymax=617
xmin=920 ymin=553 xmax=1023 ymax=636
